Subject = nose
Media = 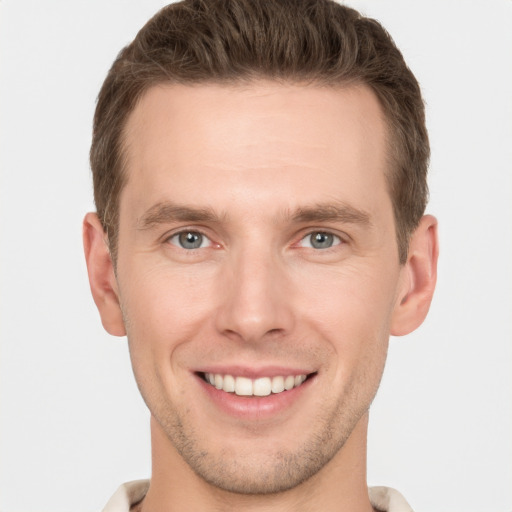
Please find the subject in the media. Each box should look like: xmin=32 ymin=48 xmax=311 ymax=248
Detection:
xmin=214 ymin=247 xmax=295 ymax=343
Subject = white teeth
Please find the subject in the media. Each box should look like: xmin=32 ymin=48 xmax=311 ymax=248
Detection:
xmin=223 ymin=374 xmax=235 ymax=393
xmin=235 ymin=376 xmax=253 ymax=396
xmin=294 ymin=375 xmax=306 ymax=386
xmin=253 ymin=377 xmax=271 ymax=396
xmin=203 ymin=372 xmax=308 ymax=396
xmin=271 ymin=376 xmax=285 ymax=393
xmin=284 ymin=375 xmax=295 ymax=390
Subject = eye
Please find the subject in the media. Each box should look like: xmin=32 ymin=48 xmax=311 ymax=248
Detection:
xmin=168 ymin=231 xmax=212 ymax=250
xmin=298 ymin=231 xmax=342 ymax=250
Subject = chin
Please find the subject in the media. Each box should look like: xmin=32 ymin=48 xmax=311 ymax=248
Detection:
xmin=154 ymin=393 xmax=368 ymax=495
xmin=179 ymin=445 xmax=336 ymax=495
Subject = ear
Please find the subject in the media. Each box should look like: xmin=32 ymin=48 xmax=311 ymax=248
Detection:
xmin=391 ymin=215 xmax=439 ymax=336
xmin=83 ymin=212 xmax=126 ymax=336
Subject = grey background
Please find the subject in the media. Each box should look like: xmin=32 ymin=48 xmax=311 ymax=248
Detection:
xmin=1 ymin=1 xmax=511 ymax=510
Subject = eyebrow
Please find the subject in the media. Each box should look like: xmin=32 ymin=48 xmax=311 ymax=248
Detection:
xmin=291 ymin=203 xmax=372 ymax=227
xmin=137 ymin=202 xmax=221 ymax=230
xmin=137 ymin=200 xmax=372 ymax=230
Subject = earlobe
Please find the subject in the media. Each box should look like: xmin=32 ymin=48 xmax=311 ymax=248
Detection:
xmin=83 ymin=212 xmax=126 ymax=337
xmin=390 ymin=215 xmax=439 ymax=336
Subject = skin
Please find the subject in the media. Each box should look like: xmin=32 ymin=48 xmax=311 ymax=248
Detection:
xmin=84 ymin=82 xmax=438 ymax=512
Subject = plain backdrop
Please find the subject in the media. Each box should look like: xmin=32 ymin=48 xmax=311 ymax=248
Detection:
xmin=1 ymin=1 xmax=511 ymax=511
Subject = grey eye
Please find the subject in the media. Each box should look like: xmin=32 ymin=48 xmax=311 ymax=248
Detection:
xmin=172 ymin=231 xmax=207 ymax=249
xmin=298 ymin=231 xmax=341 ymax=250
xmin=309 ymin=232 xmax=335 ymax=249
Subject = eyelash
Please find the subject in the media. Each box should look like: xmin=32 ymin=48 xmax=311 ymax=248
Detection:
xmin=165 ymin=229 xmax=345 ymax=252
xmin=296 ymin=231 xmax=343 ymax=250
xmin=166 ymin=229 xmax=213 ymax=250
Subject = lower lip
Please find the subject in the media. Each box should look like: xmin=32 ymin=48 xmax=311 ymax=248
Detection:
xmin=196 ymin=374 xmax=314 ymax=420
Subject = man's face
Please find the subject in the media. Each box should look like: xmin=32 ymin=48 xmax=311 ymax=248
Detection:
xmin=115 ymin=82 xmax=407 ymax=493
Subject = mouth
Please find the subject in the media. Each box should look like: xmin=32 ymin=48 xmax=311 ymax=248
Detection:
xmin=195 ymin=368 xmax=318 ymax=419
xmin=199 ymin=371 xmax=315 ymax=397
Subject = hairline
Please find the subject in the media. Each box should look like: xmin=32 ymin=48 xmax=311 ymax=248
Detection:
xmin=107 ymin=77 xmax=408 ymax=265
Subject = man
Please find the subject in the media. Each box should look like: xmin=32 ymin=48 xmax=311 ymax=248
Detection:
xmin=83 ymin=0 xmax=438 ymax=510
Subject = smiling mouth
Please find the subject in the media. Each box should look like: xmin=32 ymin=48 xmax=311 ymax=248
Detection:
xmin=200 ymin=372 xmax=315 ymax=397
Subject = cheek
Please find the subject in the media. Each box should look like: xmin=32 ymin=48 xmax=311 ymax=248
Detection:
xmin=119 ymin=259 xmax=219 ymax=368
xmin=119 ymin=262 xmax=222 ymax=416
xmin=295 ymin=261 xmax=398 ymax=360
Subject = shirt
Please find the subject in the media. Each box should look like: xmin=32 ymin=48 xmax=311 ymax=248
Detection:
xmin=102 ymin=479 xmax=414 ymax=512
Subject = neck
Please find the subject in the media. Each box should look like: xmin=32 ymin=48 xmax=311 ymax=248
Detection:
xmin=141 ymin=413 xmax=375 ymax=512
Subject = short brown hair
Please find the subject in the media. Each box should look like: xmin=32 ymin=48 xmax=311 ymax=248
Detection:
xmin=90 ymin=0 xmax=429 ymax=264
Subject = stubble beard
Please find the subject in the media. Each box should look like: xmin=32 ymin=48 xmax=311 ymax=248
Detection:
xmin=123 ymin=306 xmax=389 ymax=495
xmin=151 ymin=376 xmax=379 ymax=496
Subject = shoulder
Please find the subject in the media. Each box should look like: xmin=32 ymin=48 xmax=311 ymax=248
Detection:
xmin=368 ymin=486 xmax=414 ymax=512
xmin=102 ymin=480 xmax=149 ymax=512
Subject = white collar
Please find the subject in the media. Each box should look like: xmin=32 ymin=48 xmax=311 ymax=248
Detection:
xmin=102 ymin=480 xmax=414 ymax=512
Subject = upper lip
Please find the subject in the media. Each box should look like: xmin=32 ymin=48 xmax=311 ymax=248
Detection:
xmin=194 ymin=365 xmax=316 ymax=379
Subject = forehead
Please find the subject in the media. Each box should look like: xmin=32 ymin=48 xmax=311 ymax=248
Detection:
xmin=120 ymin=81 xmax=390 ymax=223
